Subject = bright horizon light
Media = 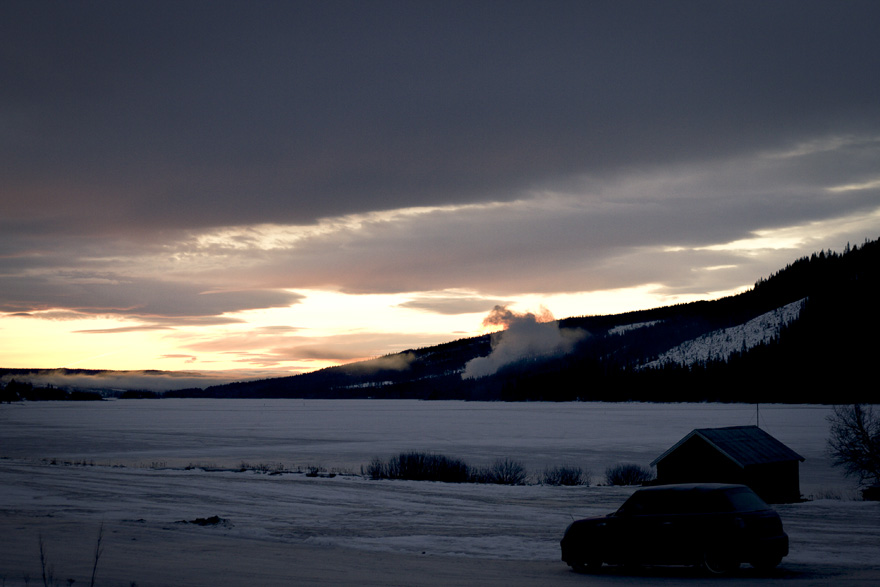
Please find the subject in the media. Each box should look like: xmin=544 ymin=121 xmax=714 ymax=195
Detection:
xmin=0 ymin=281 xmax=757 ymax=376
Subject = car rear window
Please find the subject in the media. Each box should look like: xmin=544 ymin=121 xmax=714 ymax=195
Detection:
xmin=619 ymin=486 xmax=772 ymax=515
xmin=721 ymin=488 xmax=771 ymax=512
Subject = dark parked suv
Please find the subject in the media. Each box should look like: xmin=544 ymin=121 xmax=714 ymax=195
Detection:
xmin=561 ymin=483 xmax=788 ymax=574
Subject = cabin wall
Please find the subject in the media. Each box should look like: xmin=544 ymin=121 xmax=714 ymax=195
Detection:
xmin=655 ymin=437 xmax=744 ymax=484
xmin=744 ymin=460 xmax=801 ymax=503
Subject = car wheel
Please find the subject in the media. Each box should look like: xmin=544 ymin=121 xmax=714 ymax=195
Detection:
xmin=703 ymin=550 xmax=740 ymax=575
xmin=750 ymin=555 xmax=782 ymax=571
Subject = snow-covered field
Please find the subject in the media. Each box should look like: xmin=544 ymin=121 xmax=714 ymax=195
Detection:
xmin=1 ymin=400 xmax=878 ymax=586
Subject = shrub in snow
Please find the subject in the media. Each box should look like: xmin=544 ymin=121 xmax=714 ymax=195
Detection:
xmin=541 ymin=465 xmax=591 ymax=486
xmin=363 ymin=457 xmax=386 ymax=479
xmin=604 ymin=463 xmax=654 ymax=486
xmin=363 ymin=452 xmax=471 ymax=483
xmin=473 ymin=458 xmax=528 ymax=485
xmin=363 ymin=453 xmax=529 ymax=485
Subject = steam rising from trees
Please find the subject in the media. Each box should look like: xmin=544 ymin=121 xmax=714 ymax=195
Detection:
xmin=347 ymin=352 xmax=417 ymax=373
xmin=461 ymin=306 xmax=587 ymax=379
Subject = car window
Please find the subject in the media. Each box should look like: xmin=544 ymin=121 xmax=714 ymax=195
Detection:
xmin=617 ymin=491 xmax=652 ymax=515
xmin=616 ymin=493 xmax=642 ymax=516
xmin=667 ymin=490 xmax=723 ymax=514
xmin=619 ymin=487 xmax=771 ymax=516
xmin=723 ymin=487 xmax=770 ymax=512
xmin=694 ymin=491 xmax=734 ymax=512
xmin=618 ymin=487 xmax=770 ymax=516
xmin=618 ymin=490 xmax=683 ymax=515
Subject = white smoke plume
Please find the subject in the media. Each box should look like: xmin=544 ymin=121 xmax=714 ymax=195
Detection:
xmin=347 ymin=352 xmax=418 ymax=373
xmin=461 ymin=305 xmax=587 ymax=379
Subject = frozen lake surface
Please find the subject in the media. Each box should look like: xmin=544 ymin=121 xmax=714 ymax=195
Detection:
xmin=0 ymin=399 xmax=848 ymax=491
xmin=1 ymin=400 xmax=878 ymax=586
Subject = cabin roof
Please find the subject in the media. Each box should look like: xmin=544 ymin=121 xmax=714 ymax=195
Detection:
xmin=651 ymin=425 xmax=805 ymax=468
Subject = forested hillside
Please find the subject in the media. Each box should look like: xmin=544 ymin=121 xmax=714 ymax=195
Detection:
xmin=186 ymin=238 xmax=879 ymax=403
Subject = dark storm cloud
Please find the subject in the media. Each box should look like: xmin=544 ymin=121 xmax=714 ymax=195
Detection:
xmin=0 ymin=269 xmax=303 ymax=320
xmin=211 ymin=156 xmax=878 ymax=297
xmin=397 ymin=296 xmax=509 ymax=316
xmin=3 ymin=1 xmax=879 ymax=235
xmin=2 ymin=0 xmax=880 ymax=328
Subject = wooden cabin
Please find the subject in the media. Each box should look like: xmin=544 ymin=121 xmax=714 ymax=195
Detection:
xmin=651 ymin=425 xmax=805 ymax=503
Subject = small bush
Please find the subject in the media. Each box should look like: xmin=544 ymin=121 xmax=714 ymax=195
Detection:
xmin=473 ymin=458 xmax=528 ymax=485
xmin=362 ymin=457 xmax=386 ymax=479
xmin=542 ymin=465 xmax=591 ymax=486
xmin=604 ymin=463 xmax=654 ymax=486
xmin=364 ymin=452 xmax=471 ymax=483
xmin=808 ymin=487 xmax=843 ymax=500
xmin=237 ymin=461 xmax=284 ymax=474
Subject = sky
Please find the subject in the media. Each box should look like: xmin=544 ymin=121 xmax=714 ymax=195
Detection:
xmin=2 ymin=1 xmax=880 ymax=383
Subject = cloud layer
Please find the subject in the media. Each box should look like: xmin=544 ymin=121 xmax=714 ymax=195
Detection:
xmin=2 ymin=1 xmax=880 ymax=372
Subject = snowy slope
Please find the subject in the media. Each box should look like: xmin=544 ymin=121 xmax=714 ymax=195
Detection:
xmin=607 ymin=320 xmax=662 ymax=336
xmin=639 ymin=298 xmax=806 ymax=369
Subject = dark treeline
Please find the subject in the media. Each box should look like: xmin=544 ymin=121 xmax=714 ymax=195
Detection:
xmin=0 ymin=379 xmax=103 ymax=402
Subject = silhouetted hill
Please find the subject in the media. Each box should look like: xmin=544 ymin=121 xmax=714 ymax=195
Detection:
xmin=188 ymin=237 xmax=880 ymax=403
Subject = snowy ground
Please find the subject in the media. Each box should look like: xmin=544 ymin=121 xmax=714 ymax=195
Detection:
xmin=1 ymin=400 xmax=878 ymax=585
xmin=640 ymin=298 xmax=805 ymax=369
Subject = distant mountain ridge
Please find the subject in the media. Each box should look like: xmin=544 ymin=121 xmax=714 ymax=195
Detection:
xmin=4 ymin=238 xmax=878 ymax=404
